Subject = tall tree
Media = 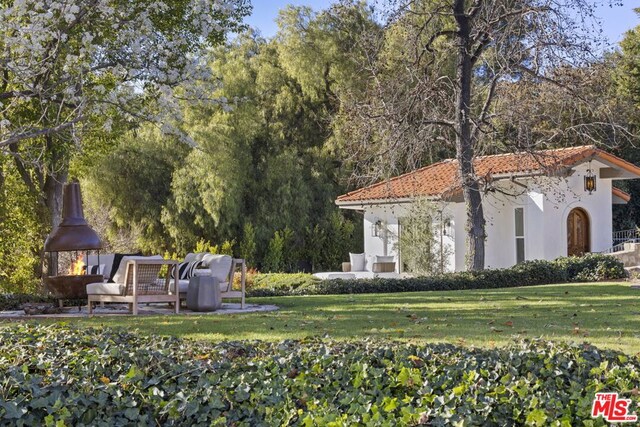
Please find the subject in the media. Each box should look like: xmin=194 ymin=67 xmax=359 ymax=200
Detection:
xmin=333 ymin=0 xmax=617 ymax=270
xmin=0 ymin=0 xmax=249 ymax=230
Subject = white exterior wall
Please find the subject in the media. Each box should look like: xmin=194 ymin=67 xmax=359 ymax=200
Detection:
xmin=363 ymin=203 xmax=456 ymax=273
xmin=538 ymin=162 xmax=613 ymax=257
xmin=358 ymin=161 xmax=615 ymax=272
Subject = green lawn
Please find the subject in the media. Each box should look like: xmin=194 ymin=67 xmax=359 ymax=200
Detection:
xmin=14 ymin=282 xmax=640 ymax=354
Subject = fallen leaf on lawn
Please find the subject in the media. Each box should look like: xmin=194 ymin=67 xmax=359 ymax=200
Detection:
xmin=504 ymin=321 xmax=514 ymax=327
xmin=99 ymin=376 xmax=110 ymax=384
xmin=195 ymin=354 xmax=209 ymax=360
xmin=408 ymin=355 xmax=424 ymax=368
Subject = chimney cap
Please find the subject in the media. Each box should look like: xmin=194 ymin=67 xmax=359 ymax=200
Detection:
xmin=44 ymin=181 xmax=103 ymax=252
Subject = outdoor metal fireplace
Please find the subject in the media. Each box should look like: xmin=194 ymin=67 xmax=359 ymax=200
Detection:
xmin=43 ymin=180 xmax=103 ymax=302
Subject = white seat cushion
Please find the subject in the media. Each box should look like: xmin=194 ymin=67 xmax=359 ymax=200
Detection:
xmin=184 ymin=252 xmax=206 ymax=263
xmin=112 ymin=255 xmax=163 ymax=284
xmin=86 ymin=281 xmax=123 ymax=295
xmin=349 ymin=253 xmax=366 ymax=271
xmin=374 ymin=255 xmax=395 ymax=263
xmin=313 ymin=272 xmax=356 ymax=280
xmin=87 ymin=254 xmax=115 ymax=281
xmin=201 ymin=254 xmax=232 ymax=282
xmin=170 ymin=279 xmax=229 ymax=294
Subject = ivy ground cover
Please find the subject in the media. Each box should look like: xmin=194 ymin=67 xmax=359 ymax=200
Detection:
xmin=1 ymin=323 xmax=639 ymax=426
xmin=60 ymin=282 xmax=640 ymax=354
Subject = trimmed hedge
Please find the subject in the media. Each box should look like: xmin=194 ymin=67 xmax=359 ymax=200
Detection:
xmin=251 ymin=273 xmax=319 ymax=291
xmin=0 ymin=324 xmax=638 ymax=425
xmin=248 ymin=254 xmax=626 ymax=297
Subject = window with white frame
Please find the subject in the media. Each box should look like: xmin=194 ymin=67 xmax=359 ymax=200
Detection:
xmin=514 ymin=207 xmax=525 ymax=263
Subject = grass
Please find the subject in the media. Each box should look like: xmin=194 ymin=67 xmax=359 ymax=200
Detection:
xmin=6 ymin=282 xmax=640 ymax=354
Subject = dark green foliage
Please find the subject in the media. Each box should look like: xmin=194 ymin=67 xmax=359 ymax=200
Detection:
xmin=304 ymin=211 xmax=361 ymax=272
xmin=251 ymin=273 xmax=320 ymax=293
xmin=0 ymin=324 xmax=638 ymax=425
xmin=262 ymin=228 xmax=295 ymax=273
xmin=0 ymin=160 xmax=44 ymax=294
xmin=248 ymin=254 xmax=626 ymax=297
xmin=0 ymin=294 xmax=85 ymax=311
xmin=238 ymin=222 xmax=257 ymax=267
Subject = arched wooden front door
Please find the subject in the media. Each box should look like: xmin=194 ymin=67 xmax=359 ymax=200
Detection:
xmin=567 ymin=208 xmax=590 ymax=256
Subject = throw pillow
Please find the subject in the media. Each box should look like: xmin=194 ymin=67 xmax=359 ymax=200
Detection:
xmin=108 ymin=252 xmax=142 ymax=282
xmin=83 ymin=264 xmax=105 ymax=275
xmin=170 ymin=260 xmax=203 ymax=280
xmin=349 ymin=252 xmax=366 ymax=271
xmin=374 ymin=255 xmax=395 ymax=264
xmin=112 ymin=255 xmax=163 ymax=284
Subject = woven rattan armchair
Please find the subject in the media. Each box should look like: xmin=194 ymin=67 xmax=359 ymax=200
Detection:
xmin=87 ymin=259 xmax=179 ymax=315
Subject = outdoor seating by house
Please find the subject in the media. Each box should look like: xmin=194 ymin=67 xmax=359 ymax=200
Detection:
xmin=86 ymin=256 xmax=179 ymax=315
xmin=87 ymin=252 xmax=247 ymax=309
xmin=174 ymin=253 xmax=246 ymax=308
xmin=313 ymin=252 xmax=400 ymax=280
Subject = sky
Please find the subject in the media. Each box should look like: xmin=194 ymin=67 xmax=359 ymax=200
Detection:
xmin=245 ymin=1 xmax=639 ymax=46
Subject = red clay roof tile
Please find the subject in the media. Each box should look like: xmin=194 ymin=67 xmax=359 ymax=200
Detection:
xmin=336 ymin=145 xmax=640 ymax=204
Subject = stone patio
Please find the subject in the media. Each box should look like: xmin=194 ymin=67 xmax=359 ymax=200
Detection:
xmin=0 ymin=303 xmax=278 ymax=318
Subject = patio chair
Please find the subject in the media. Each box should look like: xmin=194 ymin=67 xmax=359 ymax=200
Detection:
xmin=177 ymin=254 xmax=246 ymax=308
xmin=87 ymin=257 xmax=179 ymax=315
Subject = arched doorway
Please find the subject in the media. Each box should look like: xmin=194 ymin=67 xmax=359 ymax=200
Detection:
xmin=567 ymin=208 xmax=590 ymax=256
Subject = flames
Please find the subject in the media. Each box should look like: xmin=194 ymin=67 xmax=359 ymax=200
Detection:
xmin=69 ymin=254 xmax=85 ymax=275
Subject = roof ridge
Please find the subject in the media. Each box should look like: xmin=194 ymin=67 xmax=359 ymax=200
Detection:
xmin=336 ymin=158 xmax=454 ymax=200
xmin=471 ymin=145 xmax=596 ymax=161
xmin=334 ymin=145 xmax=639 ymax=204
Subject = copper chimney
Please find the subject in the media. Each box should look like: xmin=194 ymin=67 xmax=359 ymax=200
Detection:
xmin=44 ymin=180 xmax=102 ymax=251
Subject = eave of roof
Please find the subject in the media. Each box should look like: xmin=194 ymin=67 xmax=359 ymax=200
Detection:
xmin=336 ymin=145 xmax=640 ymax=205
xmin=612 ymin=187 xmax=631 ymax=203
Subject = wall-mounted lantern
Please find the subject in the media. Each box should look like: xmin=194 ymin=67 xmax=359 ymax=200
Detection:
xmin=584 ymin=161 xmax=596 ymax=194
xmin=443 ymin=219 xmax=453 ymax=236
xmin=371 ymin=220 xmax=383 ymax=237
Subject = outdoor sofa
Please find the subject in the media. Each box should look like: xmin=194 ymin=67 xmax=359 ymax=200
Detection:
xmin=85 ymin=255 xmax=179 ymax=315
xmin=313 ymin=253 xmax=400 ymax=280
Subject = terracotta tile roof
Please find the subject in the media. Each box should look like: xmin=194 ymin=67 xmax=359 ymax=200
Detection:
xmin=336 ymin=145 xmax=640 ymax=204
xmin=612 ymin=187 xmax=631 ymax=203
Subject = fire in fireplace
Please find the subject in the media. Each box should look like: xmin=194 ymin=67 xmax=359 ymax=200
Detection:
xmin=43 ymin=180 xmax=103 ymax=302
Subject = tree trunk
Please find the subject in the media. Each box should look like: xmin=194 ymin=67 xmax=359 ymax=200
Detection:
xmin=39 ymin=136 xmax=69 ymax=278
xmin=43 ymin=172 xmax=67 ymax=229
xmin=454 ymin=1 xmax=485 ymax=271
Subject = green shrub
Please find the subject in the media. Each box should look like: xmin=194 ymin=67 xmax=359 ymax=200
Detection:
xmin=250 ymin=273 xmax=320 ymax=296
xmin=0 ymin=294 xmax=86 ymax=311
xmin=262 ymin=227 xmax=296 ymax=272
xmin=238 ymin=222 xmax=257 ymax=267
xmin=247 ymin=254 xmax=625 ymax=297
xmin=0 ymin=324 xmax=638 ymax=425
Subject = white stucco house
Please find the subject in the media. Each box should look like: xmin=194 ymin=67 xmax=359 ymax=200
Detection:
xmin=336 ymin=145 xmax=640 ymax=273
